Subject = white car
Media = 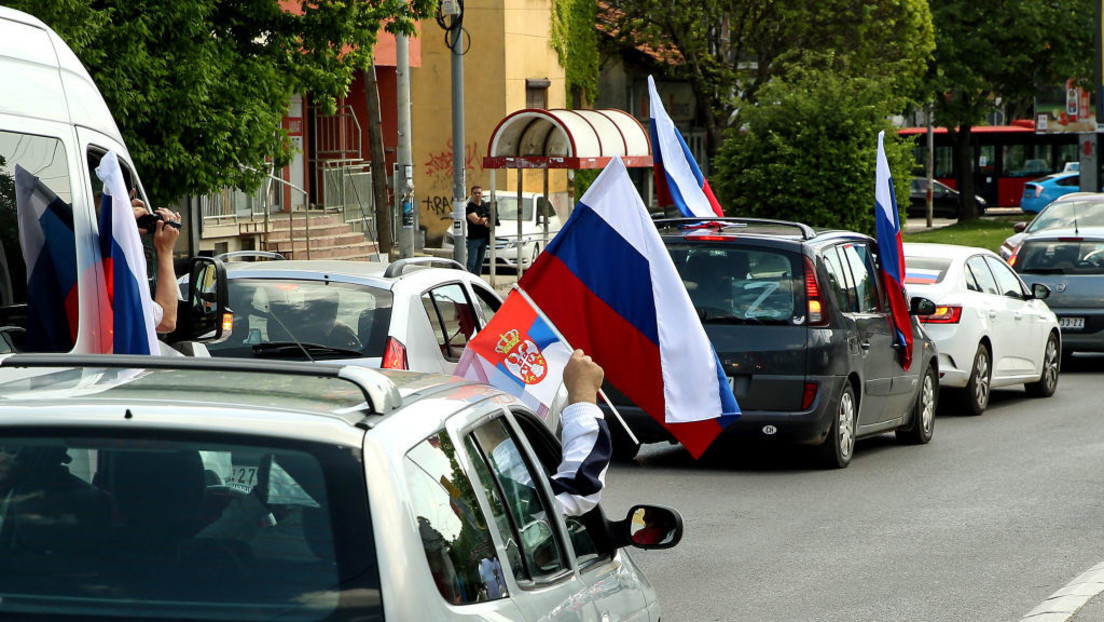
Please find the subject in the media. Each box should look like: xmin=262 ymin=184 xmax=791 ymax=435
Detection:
xmin=204 ymin=256 xmax=503 ymax=375
xmin=903 ymin=243 xmax=1061 ymax=415
xmin=444 ymin=192 xmax=563 ymax=271
xmin=0 ymin=354 xmax=680 ymax=620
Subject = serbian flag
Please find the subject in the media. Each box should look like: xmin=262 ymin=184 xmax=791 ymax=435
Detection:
xmin=518 ymin=156 xmax=739 ymax=459
xmin=648 ymin=75 xmax=724 ymax=218
xmin=456 ymin=292 xmax=573 ymax=419
xmin=14 ymin=166 xmax=79 ymax=352
xmin=95 ymin=151 xmax=159 ymax=355
xmin=874 ymin=131 xmax=913 ymax=370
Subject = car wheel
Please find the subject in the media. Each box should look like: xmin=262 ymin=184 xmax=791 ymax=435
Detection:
xmin=1025 ymin=332 xmax=1060 ymax=398
xmin=817 ymin=382 xmax=856 ymax=469
xmin=897 ymin=365 xmax=936 ymax=444
xmin=958 ymin=344 xmax=991 ymax=416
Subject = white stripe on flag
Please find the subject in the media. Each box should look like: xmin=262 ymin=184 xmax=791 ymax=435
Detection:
xmin=648 ymin=76 xmax=715 ymax=219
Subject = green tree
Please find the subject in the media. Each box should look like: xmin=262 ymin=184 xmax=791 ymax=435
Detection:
xmin=927 ymin=0 xmax=1094 ymax=219
xmin=7 ymin=0 xmax=436 ymax=206
xmin=713 ymin=67 xmax=915 ymax=236
xmin=603 ymin=0 xmax=934 ymax=155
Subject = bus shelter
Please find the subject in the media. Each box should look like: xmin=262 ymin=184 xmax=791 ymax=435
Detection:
xmin=481 ymin=108 xmax=652 ymax=285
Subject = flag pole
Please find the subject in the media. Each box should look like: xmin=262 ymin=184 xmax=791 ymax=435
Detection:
xmin=512 ymin=284 xmax=640 ymax=447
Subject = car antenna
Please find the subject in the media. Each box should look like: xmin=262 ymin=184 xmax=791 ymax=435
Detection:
xmin=1074 ymin=199 xmax=1080 ymax=236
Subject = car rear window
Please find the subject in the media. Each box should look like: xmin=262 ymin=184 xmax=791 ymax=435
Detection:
xmin=208 ymin=279 xmax=393 ymax=360
xmin=0 ymin=433 xmax=378 ymax=620
xmin=903 ymin=257 xmax=952 ymax=284
xmin=1028 ymin=201 xmax=1104 ymax=233
xmin=668 ymin=243 xmax=801 ymax=324
xmin=1015 ymin=239 xmax=1104 ymax=275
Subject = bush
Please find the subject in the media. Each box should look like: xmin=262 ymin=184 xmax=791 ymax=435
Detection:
xmin=712 ymin=68 xmax=915 ymax=237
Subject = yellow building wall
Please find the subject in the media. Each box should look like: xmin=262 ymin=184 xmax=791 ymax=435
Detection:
xmin=411 ymin=0 xmax=569 ymax=245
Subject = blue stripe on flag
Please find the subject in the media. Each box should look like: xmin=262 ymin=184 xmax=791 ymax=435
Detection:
xmin=543 ymin=205 xmax=660 ymax=345
xmin=527 ymin=315 xmax=559 ymax=350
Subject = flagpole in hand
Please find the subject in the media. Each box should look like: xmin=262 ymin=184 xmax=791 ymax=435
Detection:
xmin=513 ymin=285 xmax=641 ymax=447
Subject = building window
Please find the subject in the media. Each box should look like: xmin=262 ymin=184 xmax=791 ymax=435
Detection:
xmin=526 ymin=79 xmax=550 ymax=109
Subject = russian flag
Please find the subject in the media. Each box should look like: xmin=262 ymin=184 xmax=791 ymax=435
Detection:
xmin=95 ymin=151 xmax=159 ymax=355
xmin=456 ymin=291 xmax=573 ymax=419
xmin=874 ymin=131 xmax=913 ymax=370
xmin=14 ymin=166 xmax=79 ymax=352
xmin=648 ymin=75 xmax=724 ymax=218
xmin=518 ymin=156 xmax=739 ymax=459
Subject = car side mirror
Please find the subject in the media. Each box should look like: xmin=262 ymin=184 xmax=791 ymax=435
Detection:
xmin=909 ymin=296 xmax=937 ymax=316
xmin=169 ymin=256 xmax=229 ymax=345
xmin=609 ymin=504 xmax=683 ymax=550
xmin=1031 ymin=283 xmax=1051 ymax=300
xmin=1013 ymin=222 xmax=1027 ymax=233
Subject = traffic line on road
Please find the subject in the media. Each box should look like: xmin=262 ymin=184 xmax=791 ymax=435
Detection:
xmin=1021 ymin=561 xmax=1104 ymax=622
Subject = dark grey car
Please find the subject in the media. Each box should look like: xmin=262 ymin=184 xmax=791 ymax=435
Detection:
xmin=1011 ymin=226 xmax=1104 ymax=359
xmin=605 ymin=219 xmax=939 ymax=468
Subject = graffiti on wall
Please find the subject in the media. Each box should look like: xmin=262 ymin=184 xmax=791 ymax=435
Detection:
xmin=422 ymin=195 xmax=454 ymax=220
xmin=423 ymin=139 xmax=483 ymax=179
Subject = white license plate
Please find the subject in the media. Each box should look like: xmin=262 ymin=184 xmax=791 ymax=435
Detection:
xmin=1059 ymin=317 xmax=1085 ymax=330
xmin=226 ymin=465 xmax=259 ymax=488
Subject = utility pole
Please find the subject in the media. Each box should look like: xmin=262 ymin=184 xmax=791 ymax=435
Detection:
xmin=440 ymin=0 xmax=467 ymax=267
xmin=395 ymin=33 xmax=415 ymax=258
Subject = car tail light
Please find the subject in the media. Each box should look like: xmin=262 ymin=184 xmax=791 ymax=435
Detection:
xmin=802 ymin=383 xmax=818 ymax=410
xmin=1008 ymin=247 xmax=1021 ymax=266
xmin=1030 ymin=185 xmax=1043 ymax=198
xmin=803 ymin=256 xmax=827 ymax=326
xmin=381 ymin=337 xmax=408 ymax=369
xmin=919 ymin=305 xmax=962 ymax=324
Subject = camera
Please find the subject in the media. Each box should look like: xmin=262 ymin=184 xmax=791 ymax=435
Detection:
xmin=136 ymin=212 xmax=182 ymax=231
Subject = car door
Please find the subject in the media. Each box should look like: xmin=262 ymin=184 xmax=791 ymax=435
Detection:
xmin=985 ymin=255 xmax=1046 ymax=375
xmin=420 ymin=282 xmax=482 ymax=373
xmin=835 ymin=243 xmax=895 ymax=425
xmin=964 ymin=256 xmax=1021 ymax=378
xmin=458 ymin=410 xmax=608 ymax=622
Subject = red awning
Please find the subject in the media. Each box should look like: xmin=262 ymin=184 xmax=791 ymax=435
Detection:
xmin=483 ymin=108 xmax=652 ymax=169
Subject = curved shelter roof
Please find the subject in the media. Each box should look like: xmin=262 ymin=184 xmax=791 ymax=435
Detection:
xmin=483 ymin=108 xmax=652 ymax=169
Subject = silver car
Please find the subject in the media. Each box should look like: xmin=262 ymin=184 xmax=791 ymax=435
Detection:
xmin=1001 ymin=193 xmax=1104 ymax=260
xmin=1011 ymin=226 xmax=1104 ymax=358
xmin=0 ymin=355 xmax=679 ymax=621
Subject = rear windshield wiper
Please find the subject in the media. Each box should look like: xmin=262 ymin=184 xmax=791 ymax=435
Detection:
xmin=697 ymin=309 xmax=765 ymax=325
xmin=252 ymin=342 xmax=365 ymax=359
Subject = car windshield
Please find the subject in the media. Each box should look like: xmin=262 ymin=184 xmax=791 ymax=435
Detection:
xmin=0 ymin=433 xmax=377 ymax=620
xmin=903 ymin=257 xmax=952 ymax=285
xmin=1027 ymin=201 xmax=1104 ymax=233
xmin=668 ymin=243 xmax=801 ymax=325
xmin=492 ymin=195 xmax=533 ymax=221
xmin=207 ymin=278 xmax=393 ymax=360
xmin=1015 ymin=239 xmax=1104 ymax=275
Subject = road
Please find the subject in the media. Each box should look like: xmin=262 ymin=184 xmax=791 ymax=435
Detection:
xmin=600 ymin=355 xmax=1104 ymax=622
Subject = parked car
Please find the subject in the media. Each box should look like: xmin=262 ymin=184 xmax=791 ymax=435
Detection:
xmin=204 ymin=256 xmax=503 ymax=374
xmin=1020 ymin=171 xmax=1081 ymax=213
xmin=1063 ymin=162 xmax=1080 ymax=173
xmin=605 ymin=218 xmax=939 ymax=468
xmin=443 ymin=192 xmax=562 ymax=271
xmin=1011 ymin=227 xmax=1104 ymax=360
xmin=1000 ymin=193 xmax=1104 ymax=260
xmin=908 ymin=177 xmax=987 ymax=218
xmin=0 ymin=354 xmax=680 ymax=620
xmin=903 ymin=243 xmax=1061 ymax=415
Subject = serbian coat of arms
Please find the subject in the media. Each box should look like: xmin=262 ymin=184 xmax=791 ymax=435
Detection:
xmin=495 ymin=328 xmax=547 ymax=384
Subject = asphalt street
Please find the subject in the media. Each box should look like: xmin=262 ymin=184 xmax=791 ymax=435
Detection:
xmin=599 ymin=355 xmax=1104 ymax=622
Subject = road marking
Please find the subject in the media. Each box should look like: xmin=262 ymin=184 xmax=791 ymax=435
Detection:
xmin=1021 ymin=561 xmax=1104 ymax=621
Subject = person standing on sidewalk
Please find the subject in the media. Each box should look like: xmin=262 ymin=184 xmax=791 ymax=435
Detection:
xmin=465 ymin=185 xmax=492 ymax=274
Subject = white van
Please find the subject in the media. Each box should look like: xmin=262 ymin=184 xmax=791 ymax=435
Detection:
xmin=0 ymin=7 xmax=227 ymax=354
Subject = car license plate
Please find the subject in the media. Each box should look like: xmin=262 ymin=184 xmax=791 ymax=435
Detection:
xmin=1059 ymin=317 xmax=1085 ymax=331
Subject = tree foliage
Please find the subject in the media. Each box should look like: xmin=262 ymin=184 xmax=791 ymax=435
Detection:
xmin=603 ymin=0 xmax=934 ymax=154
xmin=7 ymin=0 xmax=436 ymax=206
xmin=551 ymin=0 xmax=600 ymax=107
xmin=713 ymin=67 xmax=915 ymax=236
xmin=927 ymin=0 xmax=1094 ymax=219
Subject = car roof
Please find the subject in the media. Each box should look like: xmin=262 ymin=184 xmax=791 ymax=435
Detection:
xmin=903 ymin=242 xmax=993 ymax=260
xmin=1032 ymin=172 xmax=1079 ymax=183
xmin=654 ymin=217 xmax=871 ymax=247
xmin=222 ymin=258 xmax=473 ymax=288
xmin=0 ymin=354 xmax=513 ymax=434
xmin=1021 ymin=226 xmax=1104 ymax=241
